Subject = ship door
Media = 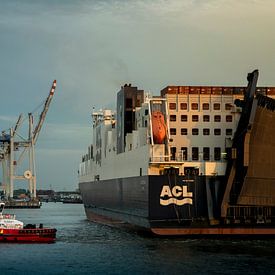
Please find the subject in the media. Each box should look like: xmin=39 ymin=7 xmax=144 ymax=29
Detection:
xmin=164 ymin=167 xmax=179 ymax=175
xmin=184 ymin=167 xmax=199 ymax=176
xmin=170 ymin=147 xmax=176 ymax=161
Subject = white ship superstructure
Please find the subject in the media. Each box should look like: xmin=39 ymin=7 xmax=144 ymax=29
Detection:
xmin=79 ymin=85 xmax=249 ymax=181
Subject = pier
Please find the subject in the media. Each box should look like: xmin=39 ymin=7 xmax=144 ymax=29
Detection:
xmin=3 ymin=199 xmax=41 ymax=209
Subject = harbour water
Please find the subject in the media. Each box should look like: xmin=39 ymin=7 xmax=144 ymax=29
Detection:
xmin=1 ymin=203 xmax=274 ymax=274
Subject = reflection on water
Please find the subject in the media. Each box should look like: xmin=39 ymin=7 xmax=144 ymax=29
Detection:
xmin=0 ymin=203 xmax=274 ymax=274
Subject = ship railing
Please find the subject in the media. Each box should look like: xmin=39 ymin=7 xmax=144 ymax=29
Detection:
xmin=150 ymin=156 xmax=186 ymax=163
xmin=2 ymin=214 xmax=16 ymax=219
xmin=150 ymin=156 xmax=228 ymax=163
xmin=226 ymin=205 xmax=275 ymax=222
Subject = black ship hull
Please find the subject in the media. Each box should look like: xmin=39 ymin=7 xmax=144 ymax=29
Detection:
xmin=79 ymin=175 xmax=275 ymax=236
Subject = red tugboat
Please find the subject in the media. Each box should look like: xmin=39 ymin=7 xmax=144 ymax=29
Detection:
xmin=0 ymin=203 xmax=57 ymax=243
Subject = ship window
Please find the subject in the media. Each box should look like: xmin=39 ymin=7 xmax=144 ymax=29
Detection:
xmin=203 ymin=147 xmax=210 ymax=161
xmin=192 ymin=128 xmax=199 ymax=135
xmin=170 ymin=115 xmax=176 ymax=121
xmin=226 ymin=128 xmax=233 ymax=135
xmin=214 ymin=147 xmax=221 ymax=160
xmin=191 ymin=103 xmax=198 ymax=110
xmin=214 ymin=115 xmax=221 ymax=122
xmin=180 ymin=103 xmax=187 ymax=110
xmin=203 ymin=115 xmax=210 ymax=122
xmin=213 ymin=103 xmax=220 ymax=110
xmin=225 ymin=103 xmax=232 ymax=110
xmin=181 ymin=147 xmax=188 ymax=161
xmin=170 ymin=128 xmax=177 ymax=135
xmin=192 ymin=115 xmax=199 ymax=122
xmin=181 ymin=115 xmax=188 ymax=122
xmin=202 ymin=103 xmax=209 ymax=110
xmin=214 ymin=129 xmax=221 ymax=135
xmin=226 ymin=115 xmax=233 ymax=122
xmin=181 ymin=128 xmax=188 ymax=135
xmin=203 ymin=128 xmax=210 ymax=135
xmin=192 ymin=147 xmax=199 ymax=161
xmin=169 ymin=103 xmax=176 ymax=110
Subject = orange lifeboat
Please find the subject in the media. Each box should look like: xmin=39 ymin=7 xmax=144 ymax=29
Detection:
xmin=151 ymin=111 xmax=167 ymax=144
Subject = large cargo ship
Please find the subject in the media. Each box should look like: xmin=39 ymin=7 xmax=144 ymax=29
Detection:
xmin=79 ymin=70 xmax=275 ymax=236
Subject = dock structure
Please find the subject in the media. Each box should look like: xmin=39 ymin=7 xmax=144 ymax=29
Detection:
xmin=0 ymin=80 xmax=56 ymax=208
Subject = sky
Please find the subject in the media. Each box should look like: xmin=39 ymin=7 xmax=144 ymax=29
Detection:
xmin=0 ymin=0 xmax=275 ymax=191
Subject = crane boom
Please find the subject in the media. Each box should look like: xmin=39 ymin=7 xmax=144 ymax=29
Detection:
xmin=33 ymin=80 xmax=57 ymax=144
xmin=14 ymin=113 xmax=23 ymax=135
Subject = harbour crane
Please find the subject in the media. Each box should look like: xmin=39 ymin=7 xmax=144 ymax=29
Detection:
xmin=0 ymin=80 xmax=57 ymax=203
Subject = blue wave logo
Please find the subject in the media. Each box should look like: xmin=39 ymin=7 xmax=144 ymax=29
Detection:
xmin=160 ymin=185 xmax=193 ymax=206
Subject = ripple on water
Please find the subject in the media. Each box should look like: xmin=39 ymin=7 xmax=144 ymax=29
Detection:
xmin=1 ymin=203 xmax=275 ymax=275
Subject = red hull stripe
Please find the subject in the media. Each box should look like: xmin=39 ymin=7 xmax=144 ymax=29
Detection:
xmin=151 ymin=227 xmax=275 ymax=236
xmin=0 ymin=228 xmax=56 ymax=242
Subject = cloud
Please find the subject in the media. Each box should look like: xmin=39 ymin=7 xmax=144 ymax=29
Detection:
xmin=1 ymin=0 xmax=275 ymax=190
xmin=0 ymin=115 xmax=18 ymax=123
xmin=36 ymin=148 xmax=83 ymax=156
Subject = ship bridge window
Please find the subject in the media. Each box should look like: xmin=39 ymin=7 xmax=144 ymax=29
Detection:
xmin=191 ymin=103 xmax=198 ymax=110
xmin=170 ymin=115 xmax=176 ymax=121
xmin=202 ymin=103 xmax=209 ymax=110
xmin=203 ymin=115 xmax=210 ymax=122
xmin=181 ymin=128 xmax=188 ymax=135
xmin=214 ymin=147 xmax=221 ymax=161
xmin=169 ymin=103 xmax=176 ymax=110
xmin=214 ymin=115 xmax=221 ymax=122
xmin=213 ymin=103 xmax=221 ymax=110
xmin=203 ymin=128 xmax=210 ymax=135
xmin=181 ymin=115 xmax=188 ymax=122
xmin=192 ymin=147 xmax=199 ymax=161
xmin=192 ymin=128 xmax=199 ymax=135
xmin=226 ymin=128 xmax=233 ymax=136
xmin=170 ymin=128 xmax=176 ymax=135
xmin=180 ymin=103 xmax=187 ymax=110
xmin=192 ymin=115 xmax=199 ymax=122
xmin=225 ymin=103 xmax=232 ymax=110
xmin=203 ymin=147 xmax=210 ymax=161
xmin=226 ymin=115 xmax=233 ymax=122
xmin=214 ymin=129 xmax=221 ymax=135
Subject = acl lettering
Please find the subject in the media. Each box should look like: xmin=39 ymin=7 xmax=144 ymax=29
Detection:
xmin=160 ymin=185 xmax=193 ymax=206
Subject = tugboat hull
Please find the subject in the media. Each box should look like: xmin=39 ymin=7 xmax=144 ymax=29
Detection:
xmin=0 ymin=228 xmax=57 ymax=243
